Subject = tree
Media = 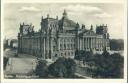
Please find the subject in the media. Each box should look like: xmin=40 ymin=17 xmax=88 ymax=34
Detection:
xmin=74 ymin=50 xmax=93 ymax=63
xmin=110 ymin=53 xmax=124 ymax=78
xmin=65 ymin=58 xmax=76 ymax=77
xmin=110 ymin=39 xmax=124 ymax=51
xmin=91 ymin=52 xmax=124 ymax=78
xmin=48 ymin=57 xmax=76 ymax=78
xmin=77 ymin=49 xmax=124 ymax=78
xmin=74 ymin=50 xmax=82 ymax=60
xmin=48 ymin=58 xmax=67 ymax=78
xmin=35 ymin=60 xmax=48 ymax=78
xmin=102 ymin=48 xmax=110 ymax=56
xmin=83 ymin=51 xmax=93 ymax=62
xmin=4 ymin=57 xmax=9 ymax=70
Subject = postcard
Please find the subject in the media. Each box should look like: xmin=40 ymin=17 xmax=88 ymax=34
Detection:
xmin=1 ymin=0 xmax=127 ymax=83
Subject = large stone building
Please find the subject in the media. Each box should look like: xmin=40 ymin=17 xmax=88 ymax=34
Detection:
xmin=18 ymin=10 xmax=110 ymax=60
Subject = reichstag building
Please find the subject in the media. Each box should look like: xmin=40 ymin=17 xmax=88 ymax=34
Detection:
xmin=18 ymin=10 xmax=110 ymax=60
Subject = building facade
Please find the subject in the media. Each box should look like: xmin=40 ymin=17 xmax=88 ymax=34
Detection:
xmin=18 ymin=10 xmax=110 ymax=60
xmin=10 ymin=39 xmax=18 ymax=49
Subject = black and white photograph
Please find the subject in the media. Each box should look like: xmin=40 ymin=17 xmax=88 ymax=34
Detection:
xmin=1 ymin=0 xmax=127 ymax=81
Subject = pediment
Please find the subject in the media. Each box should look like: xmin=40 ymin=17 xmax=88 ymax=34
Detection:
xmin=83 ymin=30 xmax=96 ymax=36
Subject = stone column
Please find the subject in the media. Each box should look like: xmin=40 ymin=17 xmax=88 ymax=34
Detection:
xmin=84 ymin=37 xmax=88 ymax=50
xmin=89 ymin=37 xmax=91 ymax=50
xmin=95 ymin=38 xmax=97 ymax=49
xmin=22 ymin=38 xmax=24 ymax=52
xmin=82 ymin=38 xmax=84 ymax=50
xmin=79 ymin=38 xmax=80 ymax=50
xmin=91 ymin=37 xmax=93 ymax=49
xmin=90 ymin=37 xmax=91 ymax=49
xmin=100 ymin=38 xmax=101 ymax=50
xmin=90 ymin=37 xmax=92 ymax=49
xmin=98 ymin=38 xmax=100 ymax=51
xmin=103 ymin=39 xmax=105 ymax=48
xmin=92 ymin=37 xmax=93 ymax=49
xmin=79 ymin=38 xmax=81 ymax=50
xmin=85 ymin=38 xmax=86 ymax=49
xmin=100 ymin=38 xmax=101 ymax=51
xmin=87 ymin=37 xmax=89 ymax=49
xmin=94 ymin=37 xmax=96 ymax=49
xmin=84 ymin=38 xmax=86 ymax=50
xmin=85 ymin=38 xmax=87 ymax=49
xmin=62 ymin=38 xmax=63 ymax=50
xmin=78 ymin=38 xmax=80 ymax=50
xmin=97 ymin=38 xmax=99 ymax=50
xmin=69 ymin=38 xmax=71 ymax=50
xmin=50 ymin=38 xmax=52 ymax=55
xmin=101 ymin=38 xmax=103 ymax=50
xmin=44 ymin=37 xmax=46 ymax=59
xmin=88 ymin=38 xmax=89 ymax=49
xmin=66 ymin=38 xmax=67 ymax=50
xmin=92 ymin=37 xmax=94 ymax=49
xmin=81 ymin=39 xmax=82 ymax=50
xmin=28 ymin=38 xmax=29 ymax=54
xmin=58 ymin=38 xmax=60 ymax=50
xmin=83 ymin=38 xmax=84 ymax=50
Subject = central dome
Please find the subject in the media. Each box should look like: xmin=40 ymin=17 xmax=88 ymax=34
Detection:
xmin=59 ymin=10 xmax=76 ymax=30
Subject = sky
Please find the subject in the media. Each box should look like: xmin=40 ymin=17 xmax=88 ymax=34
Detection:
xmin=4 ymin=3 xmax=124 ymax=39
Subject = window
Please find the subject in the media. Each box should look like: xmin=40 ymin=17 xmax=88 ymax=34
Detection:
xmin=64 ymin=44 xmax=66 ymax=50
xmin=71 ymin=39 xmax=73 ymax=42
xmin=50 ymin=24 xmax=52 ymax=28
xmin=53 ymin=46 xmax=56 ymax=51
xmin=72 ymin=52 xmax=74 ymax=56
xmin=68 ymin=52 xmax=70 ymax=56
xmin=65 ymin=52 xmax=66 ymax=56
xmin=71 ymin=44 xmax=72 ymax=49
xmin=55 ymin=54 xmax=57 ymax=57
xmin=61 ymin=53 xmax=63 ymax=56
xmin=60 ymin=44 xmax=62 ymax=50
xmin=64 ymin=39 xmax=66 ymax=43
xmin=68 ymin=44 xmax=70 ymax=49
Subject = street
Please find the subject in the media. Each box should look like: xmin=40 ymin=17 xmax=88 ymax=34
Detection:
xmin=4 ymin=48 xmax=37 ymax=77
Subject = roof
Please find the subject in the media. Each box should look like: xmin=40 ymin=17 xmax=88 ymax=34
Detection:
xmin=79 ymin=30 xmax=97 ymax=36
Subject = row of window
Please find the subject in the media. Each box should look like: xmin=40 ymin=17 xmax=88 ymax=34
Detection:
xmin=60 ymin=51 xmax=75 ymax=57
xmin=48 ymin=23 xmax=58 ymax=28
xmin=59 ymin=43 xmax=75 ymax=50
xmin=60 ymin=38 xmax=75 ymax=43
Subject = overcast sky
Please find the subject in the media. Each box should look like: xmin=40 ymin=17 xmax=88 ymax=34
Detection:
xmin=4 ymin=3 xmax=124 ymax=39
